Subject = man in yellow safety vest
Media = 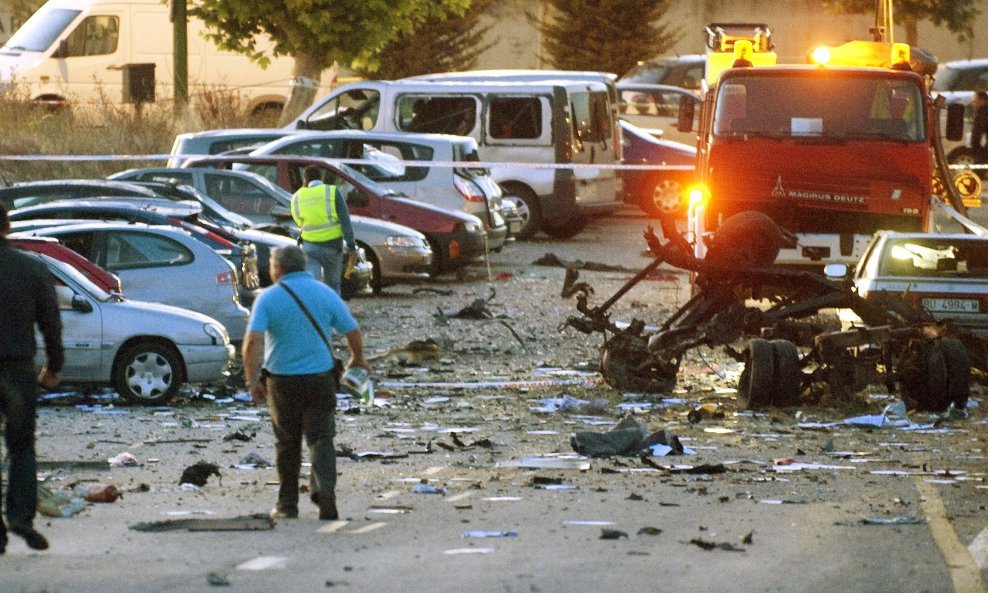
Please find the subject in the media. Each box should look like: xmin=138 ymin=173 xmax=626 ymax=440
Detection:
xmin=290 ymin=165 xmax=357 ymax=295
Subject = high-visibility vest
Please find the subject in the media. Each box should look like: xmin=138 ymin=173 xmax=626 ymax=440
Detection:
xmin=291 ymin=183 xmax=342 ymax=242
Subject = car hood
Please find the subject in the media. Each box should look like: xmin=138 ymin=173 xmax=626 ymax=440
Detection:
xmin=101 ymin=297 xmax=229 ymax=343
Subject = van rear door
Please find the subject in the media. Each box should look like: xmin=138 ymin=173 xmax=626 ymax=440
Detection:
xmin=567 ymin=86 xmax=621 ymax=210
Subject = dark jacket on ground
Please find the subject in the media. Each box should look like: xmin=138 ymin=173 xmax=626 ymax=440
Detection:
xmin=0 ymin=238 xmax=64 ymax=372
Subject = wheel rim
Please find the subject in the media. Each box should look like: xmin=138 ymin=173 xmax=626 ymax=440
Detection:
xmin=652 ymin=179 xmax=683 ymax=215
xmin=125 ymin=351 xmax=174 ymax=400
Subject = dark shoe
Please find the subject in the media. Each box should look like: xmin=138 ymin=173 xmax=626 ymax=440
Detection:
xmin=0 ymin=534 xmax=6 ymax=555
xmin=11 ymin=526 xmax=48 ymax=550
xmin=318 ymin=494 xmax=338 ymax=521
xmin=269 ymin=507 xmax=298 ymax=520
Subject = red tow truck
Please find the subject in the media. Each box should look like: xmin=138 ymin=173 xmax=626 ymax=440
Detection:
xmin=676 ymin=17 xmax=967 ymax=270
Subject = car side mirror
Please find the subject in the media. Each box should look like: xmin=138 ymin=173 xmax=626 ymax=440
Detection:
xmin=945 ymin=102 xmax=965 ymax=142
xmin=824 ymin=263 xmax=848 ymax=278
xmin=347 ymin=189 xmax=369 ymax=209
xmin=677 ymin=96 xmax=695 ymax=133
xmin=71 ymin=294 xmax=93 ymax=313
xmin=52 ymin=39 xmax=69 ymax=59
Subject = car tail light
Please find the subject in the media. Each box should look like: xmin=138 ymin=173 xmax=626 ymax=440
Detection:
xmin=216 ymin=271 xmax=235 ymax=285
xmin=454 ymin=175 xmax=486 ymax=203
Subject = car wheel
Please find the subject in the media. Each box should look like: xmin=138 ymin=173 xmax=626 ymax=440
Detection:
xmin=737 ymin=338 xmax=774 ymax=410
xmin=502 ymin=185 xmax=541 ymax=240
xmin=543 ymin=214 xmax=588 ymax=240
xmin=643 ymin=177 xmax=685 ymax=219
xmin=770 ymin=339 xmax=801 ymax=407
xmin=424 ymin=235 xmax=447 ymax=277
xmin=112 ymin=340 xmax=182 ymax=405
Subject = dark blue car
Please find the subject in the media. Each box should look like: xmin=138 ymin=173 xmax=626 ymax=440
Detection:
xmin=619 ymin=119 xmax=696 ymax=220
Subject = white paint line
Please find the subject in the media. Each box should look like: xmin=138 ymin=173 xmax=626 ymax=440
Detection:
xmin=968 ymin=525 xmax=988 ymax=570
xmin=236 ymin=556 xmax=289 ymax=571
xmin=349 ymin=522 xmax=387 ymax=534
xmin=915 ymin=478 xmax=986 ymax=593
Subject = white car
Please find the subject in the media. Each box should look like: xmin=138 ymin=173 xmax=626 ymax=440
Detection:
xmin=34 ymin=252 xmax=234 ymax=404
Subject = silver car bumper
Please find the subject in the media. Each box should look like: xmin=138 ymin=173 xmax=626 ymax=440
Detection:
xmin=180 ymin=343 xmax=235 ymax=383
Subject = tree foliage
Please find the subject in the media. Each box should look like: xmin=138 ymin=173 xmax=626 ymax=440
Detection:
xmin=189 ymin=0 xmax=469 ymax=123
xmin=822 ymin=0 xmax=981 ymax=46
xmin=7 ymin=0 xmax=43 ymax=22
xmin=532 ymin=0 xmax=680 ymax=76
xmin=354 ymin=0 xmax=497 ymax=80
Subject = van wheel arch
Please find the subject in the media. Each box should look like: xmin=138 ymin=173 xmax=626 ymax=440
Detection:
xmin=499 ymin=182 xmax=541 ymax=240
xmin=33 ymin=94 xmax=67 ymax=112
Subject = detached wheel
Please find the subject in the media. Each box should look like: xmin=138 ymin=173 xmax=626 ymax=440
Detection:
xmin=947 ymin=146 xmax=988 ymax=180
xmin=113 ymin=340 xmax=182 ymax=405
xmin=502 ymin=185 xmax=541 ymax=240
xmin=940 ymin=338 xmax=971 ymax=410
xmin=737 ymin=338 xmax=774 ymax=410
xmin=898 ymin=341 xmax=948 ymax=412
xmin=771 ymin=339 xmax=801 ymax=407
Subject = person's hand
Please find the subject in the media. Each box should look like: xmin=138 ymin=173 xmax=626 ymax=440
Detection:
xmin=249 ymin=382 xmax=267 ymax=404
xmin=38 ymin=366 xmax=61 ymax=389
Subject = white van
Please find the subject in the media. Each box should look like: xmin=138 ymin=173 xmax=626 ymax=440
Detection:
xmin=0 ymin=0 xmax=331 ymax=117
xmin=286 ymin=79 xmax=623 ymax=239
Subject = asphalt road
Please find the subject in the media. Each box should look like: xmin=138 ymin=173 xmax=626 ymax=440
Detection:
xmin=1 ymin=205 xmax=985 ymax=593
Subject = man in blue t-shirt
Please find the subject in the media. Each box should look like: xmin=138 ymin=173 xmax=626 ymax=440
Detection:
xmin=242 ymin=245 xmax=368 ymax=520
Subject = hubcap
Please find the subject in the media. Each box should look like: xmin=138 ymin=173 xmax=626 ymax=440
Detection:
xmin=125 ymin=352 xmax=173 ymax=399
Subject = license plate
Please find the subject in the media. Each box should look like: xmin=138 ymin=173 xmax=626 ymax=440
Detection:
xmin=921 ymin=298 xmax=980 ymax=313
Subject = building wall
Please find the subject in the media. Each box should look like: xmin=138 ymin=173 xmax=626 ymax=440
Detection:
xmin=476 ymin=0 xmax=988 ymax=70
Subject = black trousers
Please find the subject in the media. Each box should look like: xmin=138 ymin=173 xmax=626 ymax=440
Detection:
xmin=266 ymin=372 xmax=337 ymax=512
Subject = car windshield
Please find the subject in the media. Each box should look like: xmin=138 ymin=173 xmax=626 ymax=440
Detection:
xmin=3 ymin=7 xmax=79 ymax=52
xmin=39 ymin=253 xmax=112 ymax=302
xmin=882 ymin=238 xmax=988 ymax=277
xmin=713 ymin=73 xmax=926 ymax=142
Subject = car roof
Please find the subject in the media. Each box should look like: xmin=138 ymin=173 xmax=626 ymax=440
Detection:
xmin=11 ymin=197 xmax=202 ymax=216
xmin=253 ymin=130 xmax=476 ymax=151
xmin=175 ymin=128 xmax=298 ymax=141
xmin=876 ymin=230 xmax=988 ymax=241
xmin=16 ymin=220 xmax=198 ymax=236
xmin=941 ymin=58 xmax=988 ymax=69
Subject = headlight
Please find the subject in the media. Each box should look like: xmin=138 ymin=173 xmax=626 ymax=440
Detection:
xmin=204 ymin=323 xmax=230 ymax=345
xmin=385 ymin=236 xmax=427 ymax=249
xmin=460 ymin=221 xmax=481 ymax=234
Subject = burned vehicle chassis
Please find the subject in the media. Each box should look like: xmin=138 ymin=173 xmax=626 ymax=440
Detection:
xmin=562 ymin=224 xmax=973 ymax=412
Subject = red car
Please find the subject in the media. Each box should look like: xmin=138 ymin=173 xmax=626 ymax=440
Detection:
xmin=10 ymin=235 xmax=122 ymax=294
xmin=184 ymin=156 xmax=490 ymax=275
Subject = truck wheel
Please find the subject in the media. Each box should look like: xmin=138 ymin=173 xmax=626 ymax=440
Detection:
xmin=940 ymin=338 xmax=971 ymax=410
xmin=771 ymin=339 xmax=801 ymax=406
xmin=502 ymin=186 xmax=541 ymax=240
xmin=543 ymin=214 xmax=588 ymax=240
xmin=112 ymin=340 xmax=182 ymax=405
xmin=898 ymin=341 xmax=949 ymax=412
xmin=737 ymin=338 xmax=774 ymax=410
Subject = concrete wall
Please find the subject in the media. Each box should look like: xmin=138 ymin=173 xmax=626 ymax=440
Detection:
xmin=476 ymin=0 xmax=988 ymax=70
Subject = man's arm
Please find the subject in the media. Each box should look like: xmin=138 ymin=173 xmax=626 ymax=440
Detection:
xmin=241 ymin=330 xmax=266 ymax=402
xmin=344 ymin=328 xmax=368 ymax=370
xmin=335 ymin=189 xmax=356 ymax=252
xmin=37 ymin=269 xmax=63 ymax=388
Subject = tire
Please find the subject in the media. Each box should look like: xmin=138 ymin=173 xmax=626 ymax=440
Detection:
xmin=502 ymin=185 xmax=541 ymax=240
xmin=543 ymin=214 xmax=588 ymax=240
xmin=361 ymin=244 xmax=383 ymax=294
xmin=898 ymin=341 xmax=949 ymax=412
xmin=940 ymin=338 xmax=971 ymax=410
xmin=112 ymin=340 xmax=183 ymax=405
xmin=770 ymin=339 xmax=801 ymax=407
xmin=424 ymin=235 xmax=447 ymax=277
xmin=737 ymin=338 xmax=775 ymax=410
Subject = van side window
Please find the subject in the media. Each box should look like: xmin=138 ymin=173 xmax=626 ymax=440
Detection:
xmin=306 ymin=89 xmax=380 ymax=131
xmin=65 ymin=15 xmax=118 ymax=57
xmin=397 ymin=96 xmax=477 ymax=134
xmin=489 ymin=97 xmax=542 ymax=139
xmin=570 ymin=91 xmax=612 ymax=146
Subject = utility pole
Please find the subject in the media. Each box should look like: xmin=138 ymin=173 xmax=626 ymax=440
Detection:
xmin=171 ymin=0 xmax=188 ymax=116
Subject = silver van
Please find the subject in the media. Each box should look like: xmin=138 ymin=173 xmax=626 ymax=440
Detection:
xmin=286 ymin=79 xmax=623 ymax=239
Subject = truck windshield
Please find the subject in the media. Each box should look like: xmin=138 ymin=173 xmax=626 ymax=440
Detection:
xmin=3 ymin=8 xmax=80 ymax=52
xmin=713 ymin=74 xmax=925 ymax=142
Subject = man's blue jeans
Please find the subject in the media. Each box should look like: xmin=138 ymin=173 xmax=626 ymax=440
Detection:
xmin=0 ymin=359 xmax=40 ymax=532
xmin=302 ymin=239 xmax=344 ymax=295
